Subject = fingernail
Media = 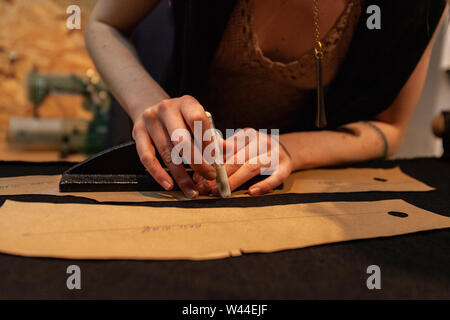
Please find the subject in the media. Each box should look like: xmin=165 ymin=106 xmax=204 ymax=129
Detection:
xmin=249 ymin=187 xmax=260 ymax=195
xmin=162 ymin=181 xmax=172 ymax=191
xmin=206 ymin=170 xmax=217 ymax=180
xmin=186 ymin=189 xmax=199 ymax=199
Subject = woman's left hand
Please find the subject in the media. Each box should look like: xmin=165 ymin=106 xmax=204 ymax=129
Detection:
xmin=194 ymin=128 xmax=293 ymax=196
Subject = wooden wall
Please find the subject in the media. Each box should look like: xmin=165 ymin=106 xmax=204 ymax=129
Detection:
xmin=0 ymin=0 xmax=97 ymax=159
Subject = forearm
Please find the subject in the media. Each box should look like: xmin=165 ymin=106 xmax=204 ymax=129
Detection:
xmin=279 ymin=121 xmax=403 ymax=171
xmin=85 ymin=20 xmax=169 ymax=122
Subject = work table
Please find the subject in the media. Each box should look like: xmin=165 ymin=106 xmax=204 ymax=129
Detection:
xmin=0 ymin=158 xmax=449 ymax=299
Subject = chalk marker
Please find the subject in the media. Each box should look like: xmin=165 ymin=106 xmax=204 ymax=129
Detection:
xmin=205 ymin=111 xmax=231 ymax=198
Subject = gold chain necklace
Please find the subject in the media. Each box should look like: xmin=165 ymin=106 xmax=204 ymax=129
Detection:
xmin=313 ymin=0 xmax=327 ymax=128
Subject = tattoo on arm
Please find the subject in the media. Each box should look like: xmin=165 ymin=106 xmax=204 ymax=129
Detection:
xmin=279 ymin=141 xmax=292 ymax=160
xmin=363 ymin=121 xmax=389 ymax=159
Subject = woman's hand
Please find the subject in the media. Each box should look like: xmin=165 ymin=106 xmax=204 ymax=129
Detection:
xmin=132 ymin=95 xmax=217 ymax=199
xmin=194 ymin=129 xmax=293 ymax=196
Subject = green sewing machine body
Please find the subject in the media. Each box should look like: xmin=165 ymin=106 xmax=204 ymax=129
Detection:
xmin=8 ymin=68 xmax=110 ymax=157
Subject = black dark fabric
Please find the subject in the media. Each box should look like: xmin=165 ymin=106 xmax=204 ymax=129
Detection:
xmin=105 ymin=97 xmax=134 ymax=149
xmin=163 ymin=0 xmax=446 ymax=132
xmin=162 ymin=0 xmax=237 ymax=97
xmin=326 ymin=0 xmax=447 ymax=128
xmin=0 ymin=158 xmax=449 ymax=299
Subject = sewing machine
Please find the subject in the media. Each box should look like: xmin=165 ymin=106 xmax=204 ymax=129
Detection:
xmin=8 ymin=68 xmax=110 ymax=158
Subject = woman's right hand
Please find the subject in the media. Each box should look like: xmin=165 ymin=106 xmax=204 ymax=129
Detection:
xmin=132 ymin=95 xmax=217 ymax=199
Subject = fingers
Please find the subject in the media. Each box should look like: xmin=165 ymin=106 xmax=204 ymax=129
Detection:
xmin=223 ymin=128 xmax=255 ymax=159
xmin=247 ymin=165 xmax=290 ymax=196
xmin=226 ymin=158 xmax=264 ymax=192
xmin=197 ymin=178 xmax=215 ymax=195
xmin=221 ymin=159 xmax=288 ymax=196
xmin=179 ymin=96 xmax=212 ymax=151
xmin=211 ymin=131 xmax=287 ymax=196
xmin=135 ymin=96 xmax=290 ymax=198
xmin=133 ymin=121 xmax=173 ymax=191
xmin=220 ymin=128 xmax=255 ymax=178
xmin=159 ymin=98 xmax=216 ymax=180
xmin=247 ymin=143 xmax=291 ymax=196
xmin=194 ymin=130 xmax=244 ymax=196
xmin=192 ymin=171 xmax=214 ymax=195
xmin=179 ymin=96 xmax=221 ymax=171
xmin=142 ymin=108 xmax=199 ymax=199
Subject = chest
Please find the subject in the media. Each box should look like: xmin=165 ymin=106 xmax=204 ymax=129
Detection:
xmin=251 ymin=0 xmax=348 ymax=63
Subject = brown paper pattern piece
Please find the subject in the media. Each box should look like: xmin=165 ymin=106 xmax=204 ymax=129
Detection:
xmin=0 ymin=199 xmax=448 ymax=260
xmin=0 ymin=167 xmax=434 ymax=202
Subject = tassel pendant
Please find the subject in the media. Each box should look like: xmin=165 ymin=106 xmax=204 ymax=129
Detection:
xmin=315 ymin=55 xmax=327 ymax=128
